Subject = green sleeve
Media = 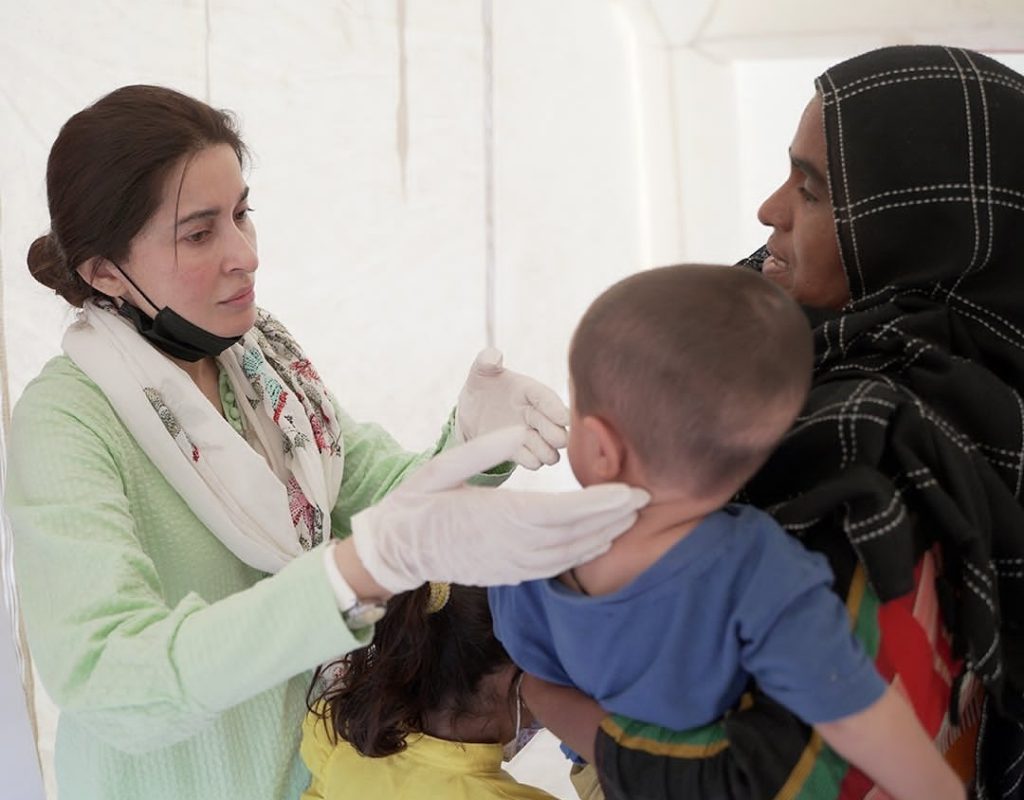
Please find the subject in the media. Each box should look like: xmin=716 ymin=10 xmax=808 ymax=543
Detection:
xmin=6 ymin=379 xmax=368 ymax=755
xmin=329 ymin=404 xmax=513 ymax=537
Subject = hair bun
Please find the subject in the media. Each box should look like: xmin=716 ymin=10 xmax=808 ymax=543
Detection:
xmin=27 ymin=233 xmax=65 ymax=288
xmin=27 ymin=232 xmax=93 ymax=306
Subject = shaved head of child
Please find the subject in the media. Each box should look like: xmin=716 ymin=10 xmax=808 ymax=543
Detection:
xmin=569 ymin=264 xmax=812 ymax=499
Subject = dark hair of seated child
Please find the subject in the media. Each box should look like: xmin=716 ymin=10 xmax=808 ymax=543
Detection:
xmin=307 ymin=583 xmax=520 ymax=756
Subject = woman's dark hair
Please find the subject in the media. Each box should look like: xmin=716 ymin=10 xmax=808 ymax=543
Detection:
xmin=27 ymin=84 xmax=248 ymax=307
xmin=307 ymin=584 xmax=513 ymax=757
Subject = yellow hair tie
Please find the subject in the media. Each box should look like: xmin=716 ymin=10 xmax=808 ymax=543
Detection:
xmin=425 ymin=582 xmax=451 ymax=615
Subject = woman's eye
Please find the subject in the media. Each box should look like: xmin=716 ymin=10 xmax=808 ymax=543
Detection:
xmin=186 ymin=230 xmax=211 ymax=243
xmin=235 ymin=206 xmax=255 ymax=222
xmin=799 ymin=187 xmax=817 ymax=202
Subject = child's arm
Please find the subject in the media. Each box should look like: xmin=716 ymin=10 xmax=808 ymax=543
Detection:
xmin=520 ymin=673 xmax=604 ymax=764
xmin=814 ymin=686 xmax=964 ymax=800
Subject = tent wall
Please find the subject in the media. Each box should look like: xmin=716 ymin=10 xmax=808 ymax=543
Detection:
xmin=1 ymin=0 xmax=677 ymax=455
xmin=3 ymin=2 xmax=1024 ymax=798
xmin=650 ymin=0 xmax=1024 ymax=56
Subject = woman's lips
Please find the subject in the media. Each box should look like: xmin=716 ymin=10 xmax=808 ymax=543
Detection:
xmin=221 ymin=287 xmax=255 ymax=306
xmin=761 ymin=254 xmax=789 ymax=280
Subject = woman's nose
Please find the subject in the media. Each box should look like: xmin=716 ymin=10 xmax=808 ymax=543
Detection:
xmin=226 ymin=225 xmax=258 ymax=273
xmin=757 ymin=183 xmax=789 ymax=230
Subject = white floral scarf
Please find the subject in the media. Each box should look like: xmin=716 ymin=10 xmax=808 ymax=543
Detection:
xmin=63 ymin=299 xmax=344 ymax=573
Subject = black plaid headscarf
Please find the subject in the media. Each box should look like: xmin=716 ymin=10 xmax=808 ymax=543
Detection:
xmin=743 ymin=41 xmax=1024 ymax=737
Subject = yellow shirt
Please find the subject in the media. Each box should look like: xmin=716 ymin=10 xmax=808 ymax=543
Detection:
xmin=301 ymin=712 xmax=557 ymax=800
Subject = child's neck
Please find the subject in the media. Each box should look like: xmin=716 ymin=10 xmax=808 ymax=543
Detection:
xmin=560 ymin=488 xmax=722 ymax=597
xmin=420 ymin=668 xmax=514 ymax=745
xmin=421 ymin=709 xmax=501 ymax=746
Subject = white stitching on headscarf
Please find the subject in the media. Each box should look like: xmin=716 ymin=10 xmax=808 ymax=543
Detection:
xmin=823 ymin=70 xmax=867 ymax=296
xmin=839 ymin=183 xmax=1024 ymax=212
xmin=849 ymin=196 xmax=1024 ymax=223
xmin=944 ymin=46 xmax=983 ymax=284
xmin=964 ymin=49 xmax=996 ymax=280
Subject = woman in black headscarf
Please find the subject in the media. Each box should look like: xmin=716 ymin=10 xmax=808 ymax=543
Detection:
xmin=524 ymin=45 xmax=1024 ymax=800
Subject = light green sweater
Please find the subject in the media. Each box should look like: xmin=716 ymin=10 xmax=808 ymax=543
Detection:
xmin=6 ymin=355 xmax=500 ymax=800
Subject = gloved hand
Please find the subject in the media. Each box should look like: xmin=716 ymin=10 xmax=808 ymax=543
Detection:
xmin=454 ymin=347 xmax=569 ymax=469
xmin=352 ymin=426 xmax=649 ymax=593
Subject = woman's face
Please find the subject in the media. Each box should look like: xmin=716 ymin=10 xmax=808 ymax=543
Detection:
xmin=757 ymin=95 xmax=850 ymax=310
xmin=119 ymin=144 xmax=258 ymax=337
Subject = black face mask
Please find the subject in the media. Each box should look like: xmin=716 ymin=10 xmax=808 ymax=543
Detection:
xmin=111 ymin=263 xmax=242 ymax=362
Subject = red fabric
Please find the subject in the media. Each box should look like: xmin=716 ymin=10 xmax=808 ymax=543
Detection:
xmin=837 ymin=550 xmax=974 ymax=799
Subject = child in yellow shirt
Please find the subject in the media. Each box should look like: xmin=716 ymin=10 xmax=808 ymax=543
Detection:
xmin=301 ymin=583 xmax=555 ymax=800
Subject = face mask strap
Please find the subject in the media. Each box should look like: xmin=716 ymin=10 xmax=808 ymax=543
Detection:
xmin=110 ymin=260 xmax=160 ymax=314
xmin=502 ymin=671 xmax=542 ymax=762
xmin=107 ymin=260 xmax=243 ymax=362
xmin=513 ymin=671 xmax=524 ymax=741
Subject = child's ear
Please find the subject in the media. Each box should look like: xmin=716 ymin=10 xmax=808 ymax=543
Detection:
xmin=580 ymin=415 xmax=627 ymax=482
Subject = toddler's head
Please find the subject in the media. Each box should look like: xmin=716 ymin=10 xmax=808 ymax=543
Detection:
xmin=567 ymin=264 xmax=812 ymax=502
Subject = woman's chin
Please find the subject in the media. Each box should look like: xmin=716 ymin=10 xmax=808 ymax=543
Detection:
xmin=231 ymin=305 xmax=259 ymax=333
xmin=212 ymin=314 xmax=256 ymax=340
xmin=761 ymin=258 xmax=795 ymax=293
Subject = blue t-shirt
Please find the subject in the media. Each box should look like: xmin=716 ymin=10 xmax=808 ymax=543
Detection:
xmin=489 ymin=504 xmax=885 ymax=733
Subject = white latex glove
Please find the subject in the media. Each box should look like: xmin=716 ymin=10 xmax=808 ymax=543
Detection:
xmin=454 ymin=347 xmax=569 ymax=469
xmin=352 ymin=426 xmax=649 ymax=593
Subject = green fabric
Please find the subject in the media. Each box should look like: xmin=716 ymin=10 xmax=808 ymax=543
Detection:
xmin=6 ymin=355 xmax=502 ymax=800
xmin=605 ymin=713 xmax=728 ymax=750
xmin=851 ymin=580 xmax=882 ymax=661
xmin=219 ymin=367 xmax=245 ymax=435
xmin=789 ymin=745 xmax=850 ymax=800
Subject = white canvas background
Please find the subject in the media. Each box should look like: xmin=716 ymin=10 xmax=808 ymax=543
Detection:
xmin=2 ymin=2 xmax=1023 ymax=797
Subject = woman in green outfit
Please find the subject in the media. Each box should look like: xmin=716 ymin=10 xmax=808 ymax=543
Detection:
xmin=5 ymin=85 xmax=647 ymax=800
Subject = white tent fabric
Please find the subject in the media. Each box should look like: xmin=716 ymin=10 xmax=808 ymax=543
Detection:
xmin=2 ymin=2 xmax=1024 ymax=797
xmin=649 ymin=0 xmax=1024 ymax=55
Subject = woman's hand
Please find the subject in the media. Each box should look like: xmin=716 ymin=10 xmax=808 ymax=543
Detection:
xmin=350 ymin=426 xmax=649 ymax=593
xmin=454 ymin=347 xmax=569 ymax=469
